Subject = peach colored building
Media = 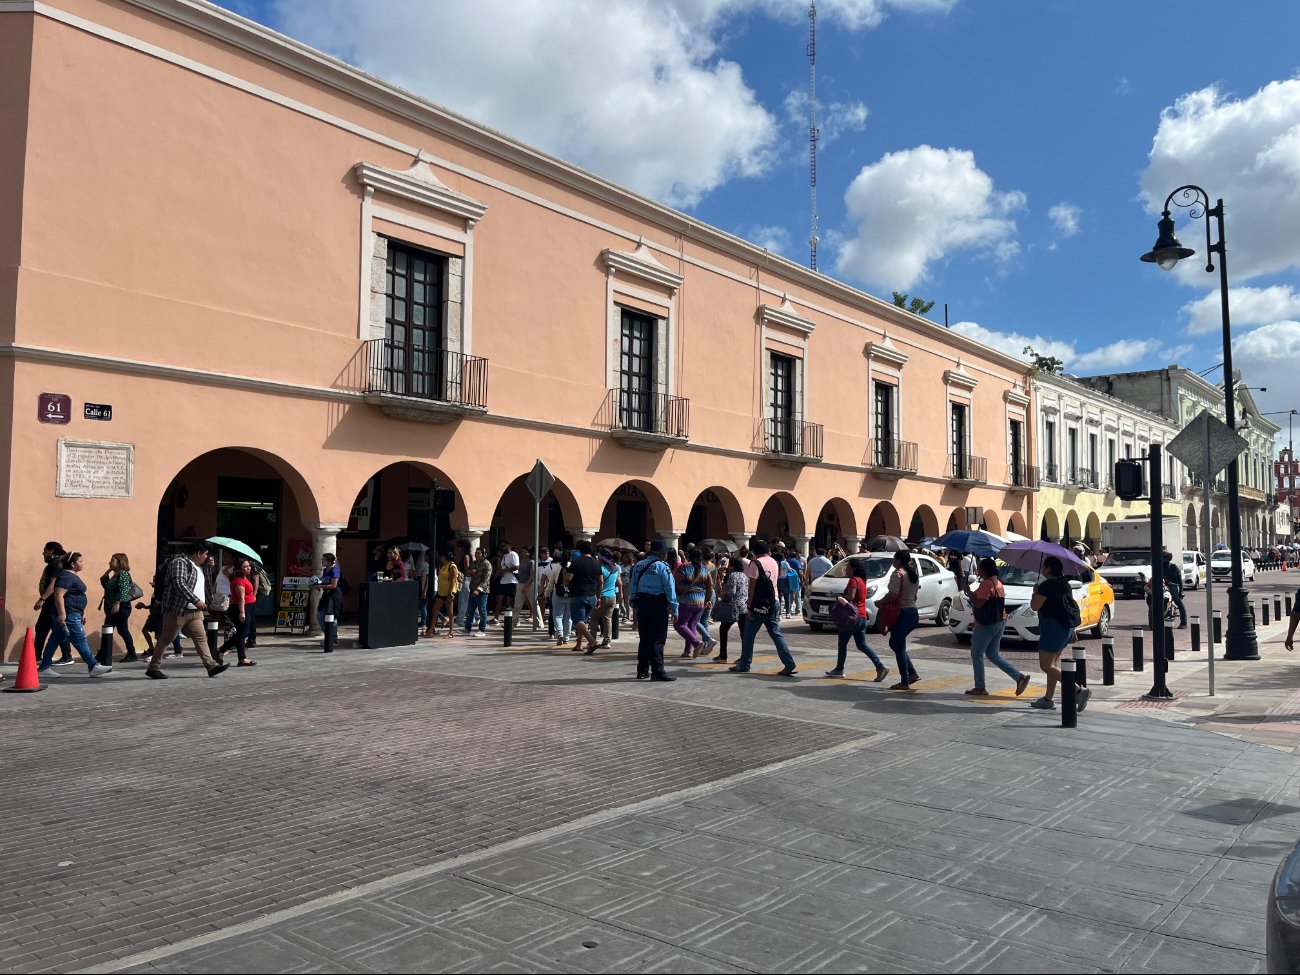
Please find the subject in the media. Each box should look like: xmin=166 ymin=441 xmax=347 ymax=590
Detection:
xmin=0 ymin=0 xmax=1038 ymax=658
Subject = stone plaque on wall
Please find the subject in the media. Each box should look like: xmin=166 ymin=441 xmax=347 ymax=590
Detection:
xmin=56 ymin=439 xmax=135 ymax=499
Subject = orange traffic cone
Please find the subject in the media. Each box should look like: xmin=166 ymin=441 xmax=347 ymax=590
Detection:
xmin=3 ymin=627 xmax=46 ymax=693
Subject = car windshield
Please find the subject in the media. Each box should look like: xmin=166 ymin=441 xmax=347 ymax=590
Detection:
xmin=822 ymin=555 xmax=894 ymax=580
xmin=996 ymin=563 xmax=1042 ymax=588
xmin=1211 ymin=553 xmax=1232 ymax=563
xmin=1106 ymin=550 xmax=1149 ymax=566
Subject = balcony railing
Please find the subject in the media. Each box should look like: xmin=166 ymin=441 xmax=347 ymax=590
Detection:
xmin=1068 ymin=466 xmax=1099 ymax=489
xmin=947 ymin=453 xmax=988 ymax=484
xmin=363 ymin=339 xmax=488 ymax=421
xmin=1042 ymin=462 xmax=1061 ymax=484
xmin=1007 ymin=464 xmax=1040 ymax=491
xmin=1213 ymin=478 xmax=1228 ymax=495
xmin=1162 ymin=483 xmax=1179 ymax=500
xmin=870 ymin=438 xmax=919 ymax=475
xmin=605 ymin=387 xmax=689 ymax=449
xmin=766 ymin=417 xmax=823 ymax=462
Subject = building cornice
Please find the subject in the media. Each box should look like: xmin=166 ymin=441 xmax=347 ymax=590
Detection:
xmin=354 ymin=157 xmax=487 ymax=226
xmin=759 ymin=295 xmax=816 ymax=337
xmin=602 ymin=240 xmax=683 ymax=293
xmin=944 ymin=365 xmax=980 ymax=391
xmin=867 ymin=336 xmax=910 ymax=369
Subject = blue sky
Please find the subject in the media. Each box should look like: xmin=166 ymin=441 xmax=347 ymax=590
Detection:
xmin=218 ymin=0 xmax=1300 ymax=420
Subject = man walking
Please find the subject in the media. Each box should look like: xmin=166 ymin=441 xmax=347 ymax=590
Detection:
xmin=629 ymin=541 xmax=677 ymax=681
xmin=146 ymin=541 xmax=227 ymax=679
xmin=1162 ymin=550 xmax=1188 ymax=628
xmin=463 ymin=547 xmax=492 ymax=636
xmin=492 ymin=541 xmax=519 ymax=625
xmin=514 ymin=545 xmax=537 ymax=623
xmin=564 ymin=540 xmax=602 ymax=654
xmin=730 ymin=539 xmax=798 ymax=676
xmin=807 ymin=546 xmax=834 ymax=584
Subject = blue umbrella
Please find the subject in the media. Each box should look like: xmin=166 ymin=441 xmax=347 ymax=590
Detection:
xmin=934 ymin=529 xmax=1005 ymax=557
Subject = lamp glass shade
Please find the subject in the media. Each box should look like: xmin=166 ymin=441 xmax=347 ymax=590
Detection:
xmin=1140 ymin=213 xmax=1196 ymax=269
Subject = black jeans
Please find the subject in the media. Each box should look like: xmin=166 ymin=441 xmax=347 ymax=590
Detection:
xmin=636 ymin=594 xmax=669 ymax=678
xmin=97 ymin=603 xmax=136 ymax=664
xmin=718 ymin=614 xmax=746 ymax=659
xmin=1168 ymin=583 xmax=1187 ymax=624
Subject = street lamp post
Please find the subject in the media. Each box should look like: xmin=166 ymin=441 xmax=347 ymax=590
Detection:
xmin=1141 ymin=184 xmax=1258 ymax=660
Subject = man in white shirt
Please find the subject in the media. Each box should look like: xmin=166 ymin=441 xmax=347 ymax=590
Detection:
xmin=492 ymin=540 xmax=520 ymax=624
xmin=807 ymin=547 xmax=834 ymax=583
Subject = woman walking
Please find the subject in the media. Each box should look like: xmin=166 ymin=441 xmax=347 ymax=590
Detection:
xmin=426 ymin=549 xmax=460 ymax=639
xmin=1028 ymin=555 xmax=1087 ymax=711
xmin=672 ymin=548 xmax=711 ymax=657
xmin=713 ymin=557 xmax=748 ymax=662
xmin=550 ymin=549 xmax=574 ymax=646
xmin=227 ymin=559 xmax=257 ymax=666
xmin=34 ymin=542 xmax=75 ymax=665
xmin=98 ymin=553 xmax=139 ymax=664
xmin=593 ymin=548 xmax=620 ymax=650
xmin=880 ymin=550 xmax=923 ymax=690
xmin=825 ymin=559 xmax=888 ymax=681
xmin=964 ymin=558 xmax=1030 ymax=697
xmin=37 ymin=552 xmax=112 ymax=677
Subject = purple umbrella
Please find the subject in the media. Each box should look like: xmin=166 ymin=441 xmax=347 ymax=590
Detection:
xmin=998 ymin=540 xmax=1091 ymax=577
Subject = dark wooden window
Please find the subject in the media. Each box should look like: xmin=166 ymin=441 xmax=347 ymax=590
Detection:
xmin=873 ymin=381 xmax=894 ymax=466
xmin=618 ymin=308 xmax=657 ymax=431
xmin=770 ymin=352 xmax=797 ymax=453
xmin=1010 ymin=419 xmax=1024 ymax=484
xmin=951 ymin=402 xmax=968 ymax=478
xmin=384 ymin=242 xmax=446 ymax=397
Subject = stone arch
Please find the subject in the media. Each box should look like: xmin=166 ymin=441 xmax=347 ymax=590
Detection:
xmin=1008 ymin=511 xmax=1028 ymax=536
xmin=490 ymin=471 xmax=584 ymax=552
xmin=817 ymin=497 xmax=860 ymax=543
xmin=685 ymin=485 xmax=745 ymax=545
xmin=1041 ymin=508 xmax=1061 ymax=542
xmin=757 ymin=491 xmax=807 ymax=541
xmin=907 ymin=504 xmax=940 ymax=542
xmin=1186 ymin=504 xmax=1200 ymax=550
xmin=865 ymin=500 xmax=902 ymax=538
xmin=599 ymin=479 xmax=674 ymax=548
xmin=946 ymin=508 xmax=967 ymax=532
xmin=1085 ymin=512 xmax=1102 ymax=550
xmin=982 ymin=510 xmax=1003 ymax=535
xmin=1063 ymin=510 xmax=1083 ymax=546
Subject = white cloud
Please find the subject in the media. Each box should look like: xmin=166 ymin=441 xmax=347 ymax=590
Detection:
xmin=1233 ymin=321 xmax=1300 ymax=423
xmin=951 ymin=322 xmax=1187 ymax=374
xmin=783 ymin=89 xmax=869 ymax=147
xmin=834 ymin=146 xmax=1026 ymax=289
xmin=950 ymin=322 xmax=1072 ymax=364
xmin=270 ymin=0 xmax=956 ymax=209
xmin=1180 ymin=284 xmax=1300 ymax=335
xmin=1071 ymin=339 xmax=1161 ymax=372
xmin=1047 ymin=202 xmax=1081 ymax=244
xmin=1141 ymin=79 xmax=1300 ymax=283
xmin=746 ymin=224 xmax=792 ymax=253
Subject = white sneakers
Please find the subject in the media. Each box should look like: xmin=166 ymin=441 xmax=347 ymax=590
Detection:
xmin=89 ymin=664 xmax=113 ymax=677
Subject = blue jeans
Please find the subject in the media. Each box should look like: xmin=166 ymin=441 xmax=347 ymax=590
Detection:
xmin=836 ymin=617 xmax=883 ymax=670
xmin=463 ymin=592 xmax=489 ymax=633
xmin=551 ymin=596 xmax=573 ymax=640
xmin=888 ymin=607 xmax=920 ymax=679
xmin=971 ymin=620 xmax=1022 ymax=689
xmin=695 ymin=616 xmax=713 ymax=642
xmin=40 ymin=612 xmax=98 ymax=672
xmin=1038 ymin=615 xmax=1073 ymax=655
xmin=737 ymin=610 xmax=796 ymax=670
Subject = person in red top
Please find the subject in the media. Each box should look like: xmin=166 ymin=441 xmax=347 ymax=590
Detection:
xmin=227 ymin=558 xmax=257 ymax=666
xmin=825 ymin=559 xmax=888 ymax=681
xmin=384 ymin=547 xmax=408 ymax=581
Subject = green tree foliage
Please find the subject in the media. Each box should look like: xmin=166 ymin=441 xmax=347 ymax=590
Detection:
xmin=1023 ymin=345 xmax=1064 ymax=374
xmin=891 ymin=291 xmax=936 ymax=317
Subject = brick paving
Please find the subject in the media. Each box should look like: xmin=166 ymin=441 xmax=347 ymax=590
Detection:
xmin=0 ymin=669 xmax=863 ymax=973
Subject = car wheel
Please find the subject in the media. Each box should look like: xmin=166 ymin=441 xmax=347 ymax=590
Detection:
xmin=808 ymin=622 xmax=823 ymax=633
xmin=1092 ymin=604 xmax=1111 ymax=639
xmin=935 ymin=597 xmax=952 ymax=627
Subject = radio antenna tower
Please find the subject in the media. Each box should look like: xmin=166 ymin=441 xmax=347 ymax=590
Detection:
xmin=807 ymin=1 xmax=820 ymax=271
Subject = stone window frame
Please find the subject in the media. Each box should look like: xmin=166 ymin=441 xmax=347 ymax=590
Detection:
xmin=865 ymin=336 xmax=908 ymax=460
xmin=602 ymin=240 xmax=682 ymax=396
xmin=1003 ymin=388 xmax=1030 ymax=483
xmin=758 ymin=296 xmax=815 ymax=439
xmin=354 ymin=154 xmax=487 ymax=353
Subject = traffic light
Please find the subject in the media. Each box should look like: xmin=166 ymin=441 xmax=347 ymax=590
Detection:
xmin=1114 ymin=460 xmax=1145 ymax=500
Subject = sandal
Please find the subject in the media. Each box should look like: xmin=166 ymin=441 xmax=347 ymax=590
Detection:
xmin=238 ymin=659 xmax=257 ymax=667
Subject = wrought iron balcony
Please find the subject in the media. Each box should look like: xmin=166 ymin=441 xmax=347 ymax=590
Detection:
xmin=363 ymin=339 xmax=488 ymax=422
xmin=1069 ymin=466 xmax=1099 ymax=489
xmin=604 ymin=387 xmax=689 ymax=450
xmin=869 ymin=438 xmax=918 ymax=479
xmin=1007 ymin=464 xmax=1040 ymax=492
xmin=946 ymin=453 xmax=988 ymax=485
xmin=1213 ymin=478 xmax=1228 ymax=495
xmin=1162 ymin=482 xmax=1179 ymax=500
xmin=1042 ymin=462 xmax=1061 ymax=484
xmin=765 ymin=417 xmax=823 ymax=467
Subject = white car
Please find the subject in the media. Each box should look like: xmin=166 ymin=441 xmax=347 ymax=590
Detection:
xmin=1182 ymin=550 xmax=1206 ymax=590
xmin=1210 ymin=551 xmax=1256 ymax=582
xmin=802 ymin=552 xmax=958 ymax=632
xmin=948 ymin=564 xmax=1114 ymax=644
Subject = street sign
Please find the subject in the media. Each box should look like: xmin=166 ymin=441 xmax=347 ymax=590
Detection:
xmin=83 ymin=403 xmax=112 ymax=421
xmin=1167 ymin=410 xmax=1247 ymax=480
xmin=38 ymin=393 xmax=71 ymax=425
xmin=525 ymin=458 xmax=555 ymax=501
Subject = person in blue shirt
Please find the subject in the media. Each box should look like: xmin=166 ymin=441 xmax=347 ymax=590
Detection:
xmin=629 ymin=540 xmax=679 ymax=682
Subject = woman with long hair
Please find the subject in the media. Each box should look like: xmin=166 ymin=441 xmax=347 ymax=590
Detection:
xmin=98 ymin=552 xmax=138 ymax=663
xmin=714 ymin=557 xmax=748 ymax=662
xmin=825 ymin=559 xmax=888 ymax=681
xmin=227 ymin=558 xmax=257 ymax=666
xmin=37 ymin=553 xmax=112 ymax=677
xmin=880 ymin=549 xmax=923 ymax=690
xmin=1029 ymin=554 xmax=1086 ymax=711
xmin=965 ymin=557 xmax=1030 ymax=697
xmin=672 ymin=547 xmax=711 ymax=657
xmin=426 ymin=548 xmax=460 ymax=639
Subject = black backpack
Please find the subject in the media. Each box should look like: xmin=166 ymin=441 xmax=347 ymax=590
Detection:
xmin=1062 ymin=588 xmax=1082 ymax=628
xmin=750 ymin=563 xmax=777 ymax=615
xmin=553 ymin=560 xmax=570 ymax=598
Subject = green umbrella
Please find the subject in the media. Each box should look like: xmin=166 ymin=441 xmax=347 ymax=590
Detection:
xmin=206 ymin=536 xmax=262 ymax=565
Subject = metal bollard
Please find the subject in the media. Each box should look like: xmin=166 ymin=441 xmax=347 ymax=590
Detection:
xmin=1288 ymin=593 xmax=1294 ymax=617
xmin=98 ymin=624 xmax=115 ymax=667
xmin=1102 ymin=636 xmax=1115 ymax=685
xmin=503 ymin=608 xmax=514 ymax=648
xmin=323 ymin=613 xmax=335 ymax=653
xmin=1164 ymin=619 xmax=1176 ymax=660
xmin=1263 ymin=600 xmax=1271 ymax=626
xmin=1190 ymin=615 xmax=1201 ymax=653
xmin=206 ymin=618 xmax=220 ymax=660
xmin=1072 ymin=644 xmax=1087 ymax=688
xmin=612 ymin=610 xmax=619 ymax=640
xmin=1060 ymin=659 xmax=1078 ymax=729
xmin=1213 ymin=610 xmax=1223 ymax=645
xmin=1276 ymin=595 xmax=1284 ymax=620
xmin=1133 ymin=630 xmax=1145 ymax=672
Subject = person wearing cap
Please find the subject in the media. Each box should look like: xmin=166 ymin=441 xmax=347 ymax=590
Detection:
xmin=629 ymin=541 xmax=678 ymax=681
xmin=1161 ymin=549 xmax=1187 ymax=628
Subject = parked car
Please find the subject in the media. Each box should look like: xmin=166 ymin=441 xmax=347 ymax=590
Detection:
xmin=948 ymin=563 xmax=1115 ymax=644
xmin=802 ymin=552 xmax=958 ymax=633
xmin=1210 ymin=550 xmax=1256 ymax=582
xmin=1182 ymin=550 xmax=1206 ymax=590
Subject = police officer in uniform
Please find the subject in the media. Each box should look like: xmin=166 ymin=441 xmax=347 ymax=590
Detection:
xmin=629 ymin=540 xmax=678 ymax=682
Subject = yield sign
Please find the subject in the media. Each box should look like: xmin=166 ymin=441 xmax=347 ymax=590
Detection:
xmin=1166 ymin=409 xmax=1248 ymax=481
xmin=525 ymin=459 xmax=555 ymax=501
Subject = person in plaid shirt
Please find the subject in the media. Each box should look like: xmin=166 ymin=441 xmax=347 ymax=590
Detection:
xmin=145 ymin=541 xmax=227 ymax=679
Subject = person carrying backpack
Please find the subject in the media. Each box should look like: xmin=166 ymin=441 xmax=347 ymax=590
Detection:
xmin=964 ymin=558 xmax=1031 ymax=698
xmin=729 ymin=539 xmax=797 ymax=676
xmin=1029 ymin=554 xmax=1087 ymax=712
